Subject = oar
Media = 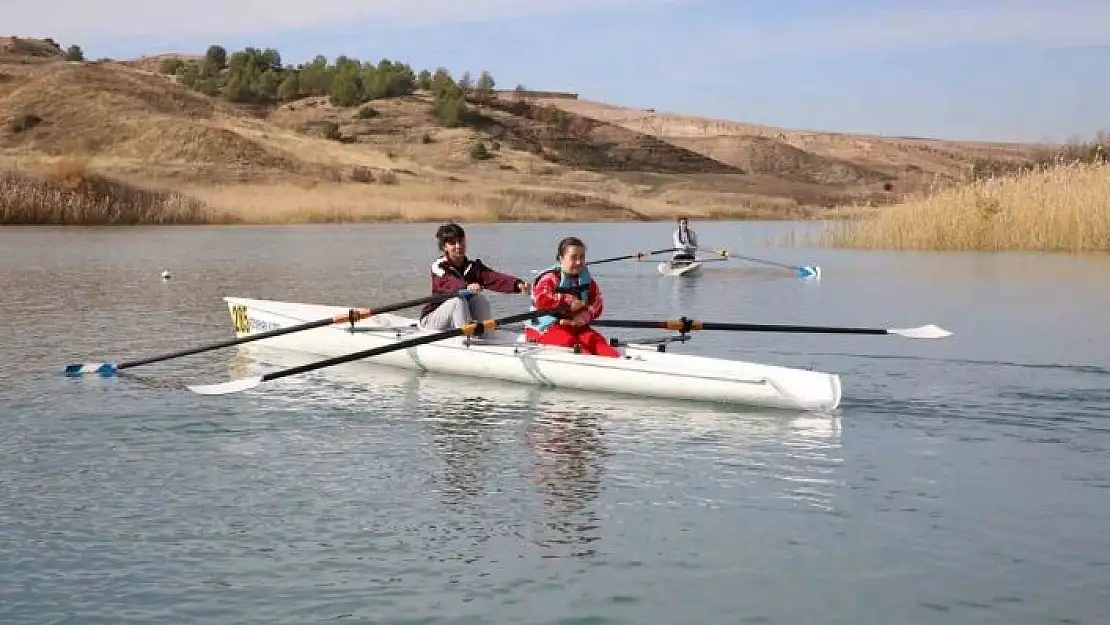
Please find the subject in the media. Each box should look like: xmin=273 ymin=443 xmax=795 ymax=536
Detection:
xmin=590 ymin=247 xmax=682 ymax=265
xmin=713 ymin=249 xmax=821 ymax=280
xmin=591 ymin=317 xmax=953 ymax=339
xmin=529 ymin=247 xmax=681 ymax=274
xmin=63 ymin=289 xmax=473 ymax=376
xmin=186 ymin=307 xmax=563 ymax=396
xmin=648 ymin=257 xmax=729 ymax=264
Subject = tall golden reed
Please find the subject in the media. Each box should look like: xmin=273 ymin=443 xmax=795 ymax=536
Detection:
xmin=0 ymin=158 xmax=213 ymax=225
xmin=822 ymin=161 xmax=1110 ymax=252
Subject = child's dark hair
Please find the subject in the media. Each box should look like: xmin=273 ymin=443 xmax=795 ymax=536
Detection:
xmin=436 ymin=223 xmax=466 ymax=249
xmin=556 ymin=236 xmax=586 ymax=259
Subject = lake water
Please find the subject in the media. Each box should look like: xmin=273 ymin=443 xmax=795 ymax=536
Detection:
xmin=2 ymin=222 xmax=1109 ymax=625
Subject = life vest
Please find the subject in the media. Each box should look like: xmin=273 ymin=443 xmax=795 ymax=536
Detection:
xmin=526 ymin=264 xmax=593 ymax=332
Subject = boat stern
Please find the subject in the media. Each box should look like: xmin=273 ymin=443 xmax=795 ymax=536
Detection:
xmin=224 ymin=297 xmax=292 ymax=338
xmin=222 ymin=296 xmax=342 ymax=338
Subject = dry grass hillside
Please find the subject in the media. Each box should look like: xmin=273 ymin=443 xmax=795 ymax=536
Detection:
xmin=0 ymin=36 xmax=1057 ymax=224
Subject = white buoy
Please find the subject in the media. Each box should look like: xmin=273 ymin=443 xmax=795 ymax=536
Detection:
xmin=161 ymin=270 xmax=171 ymax=280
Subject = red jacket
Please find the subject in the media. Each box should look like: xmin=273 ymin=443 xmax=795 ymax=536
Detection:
xmin=531 ymin=269 xmax=604 ymax=326
xmin=420 ymin=255 xmax=525 ymax=319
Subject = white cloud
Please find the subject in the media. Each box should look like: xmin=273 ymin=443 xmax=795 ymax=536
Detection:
xmin=2 ymin=0 xmax=698 ymax=41
xmin=693 ymin=1 xmax=1110 ymax=59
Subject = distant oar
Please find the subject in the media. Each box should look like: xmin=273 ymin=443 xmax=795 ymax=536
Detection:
xmin=590 ymin=247 xmax=682 ymax=265
xmin=591 ymin=318 xmax=953 ymax=339
xmin=64 ymin=290 xmax=472 ymax=376
xmin=187 ymin=307 xmax=562 ymax=396
xmin=529 ymin=247 xmax=681 ymax=274
xmin=714 ymin=249 xmax=821 ymax=280
xmin=648 ymin=257 xmax=729 ymax=264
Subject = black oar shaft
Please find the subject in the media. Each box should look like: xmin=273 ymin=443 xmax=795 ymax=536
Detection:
xmin=701 ymin=322 xmax=886 ymax=334
xmin=119 ymin=336 xmax=293 ymax=369
xmin=588 ymin=247 xmax=680 ymax=266
xmin=591 ymin=319 xmax=889 ymax=335
xmin=529 ymin=248 xmax=679 ymax=276
xmin=116 ymin=291 xmax=463 ymax=370
xmin=259 ymin=308 xmax=556 ymax=383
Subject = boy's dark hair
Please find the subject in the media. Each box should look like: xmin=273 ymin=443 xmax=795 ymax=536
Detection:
xmin=556 ymin=236 xmax=586 ymax=259
xmin=436 ymin=223 xmax=466 ymax=249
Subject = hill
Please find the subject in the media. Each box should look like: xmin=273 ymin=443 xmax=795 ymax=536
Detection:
xmin=0 ymin=36 xmax=1057 ymax=224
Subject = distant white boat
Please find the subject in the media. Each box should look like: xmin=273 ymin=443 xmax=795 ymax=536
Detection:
xmin=657 ymin=258 xmax=704 ymax=277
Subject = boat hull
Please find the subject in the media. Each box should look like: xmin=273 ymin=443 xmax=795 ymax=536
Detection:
xmin=657 ymin=260 xmax=702 ymax=277
xmin=222 ymin=297 xmax=842 ymax=412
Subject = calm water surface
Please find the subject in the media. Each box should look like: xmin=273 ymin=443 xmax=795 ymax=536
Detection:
xmin=2 ymin=222 xmax=1109 ymax=624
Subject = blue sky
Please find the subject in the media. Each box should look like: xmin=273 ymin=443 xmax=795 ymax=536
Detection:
xmin=9 ymin=0 xmax=1108 ymax=142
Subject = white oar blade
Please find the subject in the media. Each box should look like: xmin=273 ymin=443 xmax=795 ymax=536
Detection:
xmin=889 ymin=324 xmax=953 ymax=339
xmin=187 ymin=375 xmax=264 ymax=395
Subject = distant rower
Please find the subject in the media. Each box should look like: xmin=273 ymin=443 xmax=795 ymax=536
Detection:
xmin=671 ymin=216 xmax=698 ymax=264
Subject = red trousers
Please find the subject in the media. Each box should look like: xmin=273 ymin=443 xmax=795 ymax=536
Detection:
xmin=524 ymin=324 xmax=621 ymax=358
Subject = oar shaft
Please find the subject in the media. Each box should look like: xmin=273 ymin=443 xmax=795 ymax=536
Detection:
xmin=115 ymin=290 xmax=467 ymax=370
xmin=591 ymin=319 xmax=889 ymax=335
xmin=722 ymin=253 xmax=800 ymax=271
xmin=259 ymin=308 xmax=555 ymax=383
xmin=119 ymin=337 xmax=286 ymax=369
xmin=702 ymin=322 xmax=886 ymax=334
xmin=750 ymin=258 xmax=798 ymax=271
xmin=529 ymin=248 xmax=681 ymax=275
xmin=588 ymin=247 xmax=681 ymax=266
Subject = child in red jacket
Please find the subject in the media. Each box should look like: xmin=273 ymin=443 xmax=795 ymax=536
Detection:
xmin=523 ymin=236 xmax=620 ymax=358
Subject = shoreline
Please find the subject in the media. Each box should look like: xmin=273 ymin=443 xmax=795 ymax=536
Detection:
xmin=0 ymin=213 xmax=837 ymax=226
xmin=0 ymin=162 xmax=863 ymax=226
xmin=6 ymin=158 xmax=1108 ymax=256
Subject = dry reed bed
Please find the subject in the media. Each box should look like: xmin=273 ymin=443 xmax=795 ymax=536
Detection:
xmin=823 ymin=161 xmax=1110 ymax=252
xmin=0 ymin=160 xmax=215 ymax=224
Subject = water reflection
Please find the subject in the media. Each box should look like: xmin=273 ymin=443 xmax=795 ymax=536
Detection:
xmin=224 ymin=345 xmax=613 ymax=558
xmin=666 ymin=269 xmax=703 ymax=313
xmin=219 ymin=342 xmax=844 ymax=547
xmin=426 ymin=394 xmax=503 ymax=506
xmin=226 ymin=349 xmax=255 ymax=379
xmin=414 ymin=377 xmax=608 ymax=559
xmin=589 ymin=396 xmax=845 ymax=515
xmin=526 ymin=403 xmax=607 ymax=558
